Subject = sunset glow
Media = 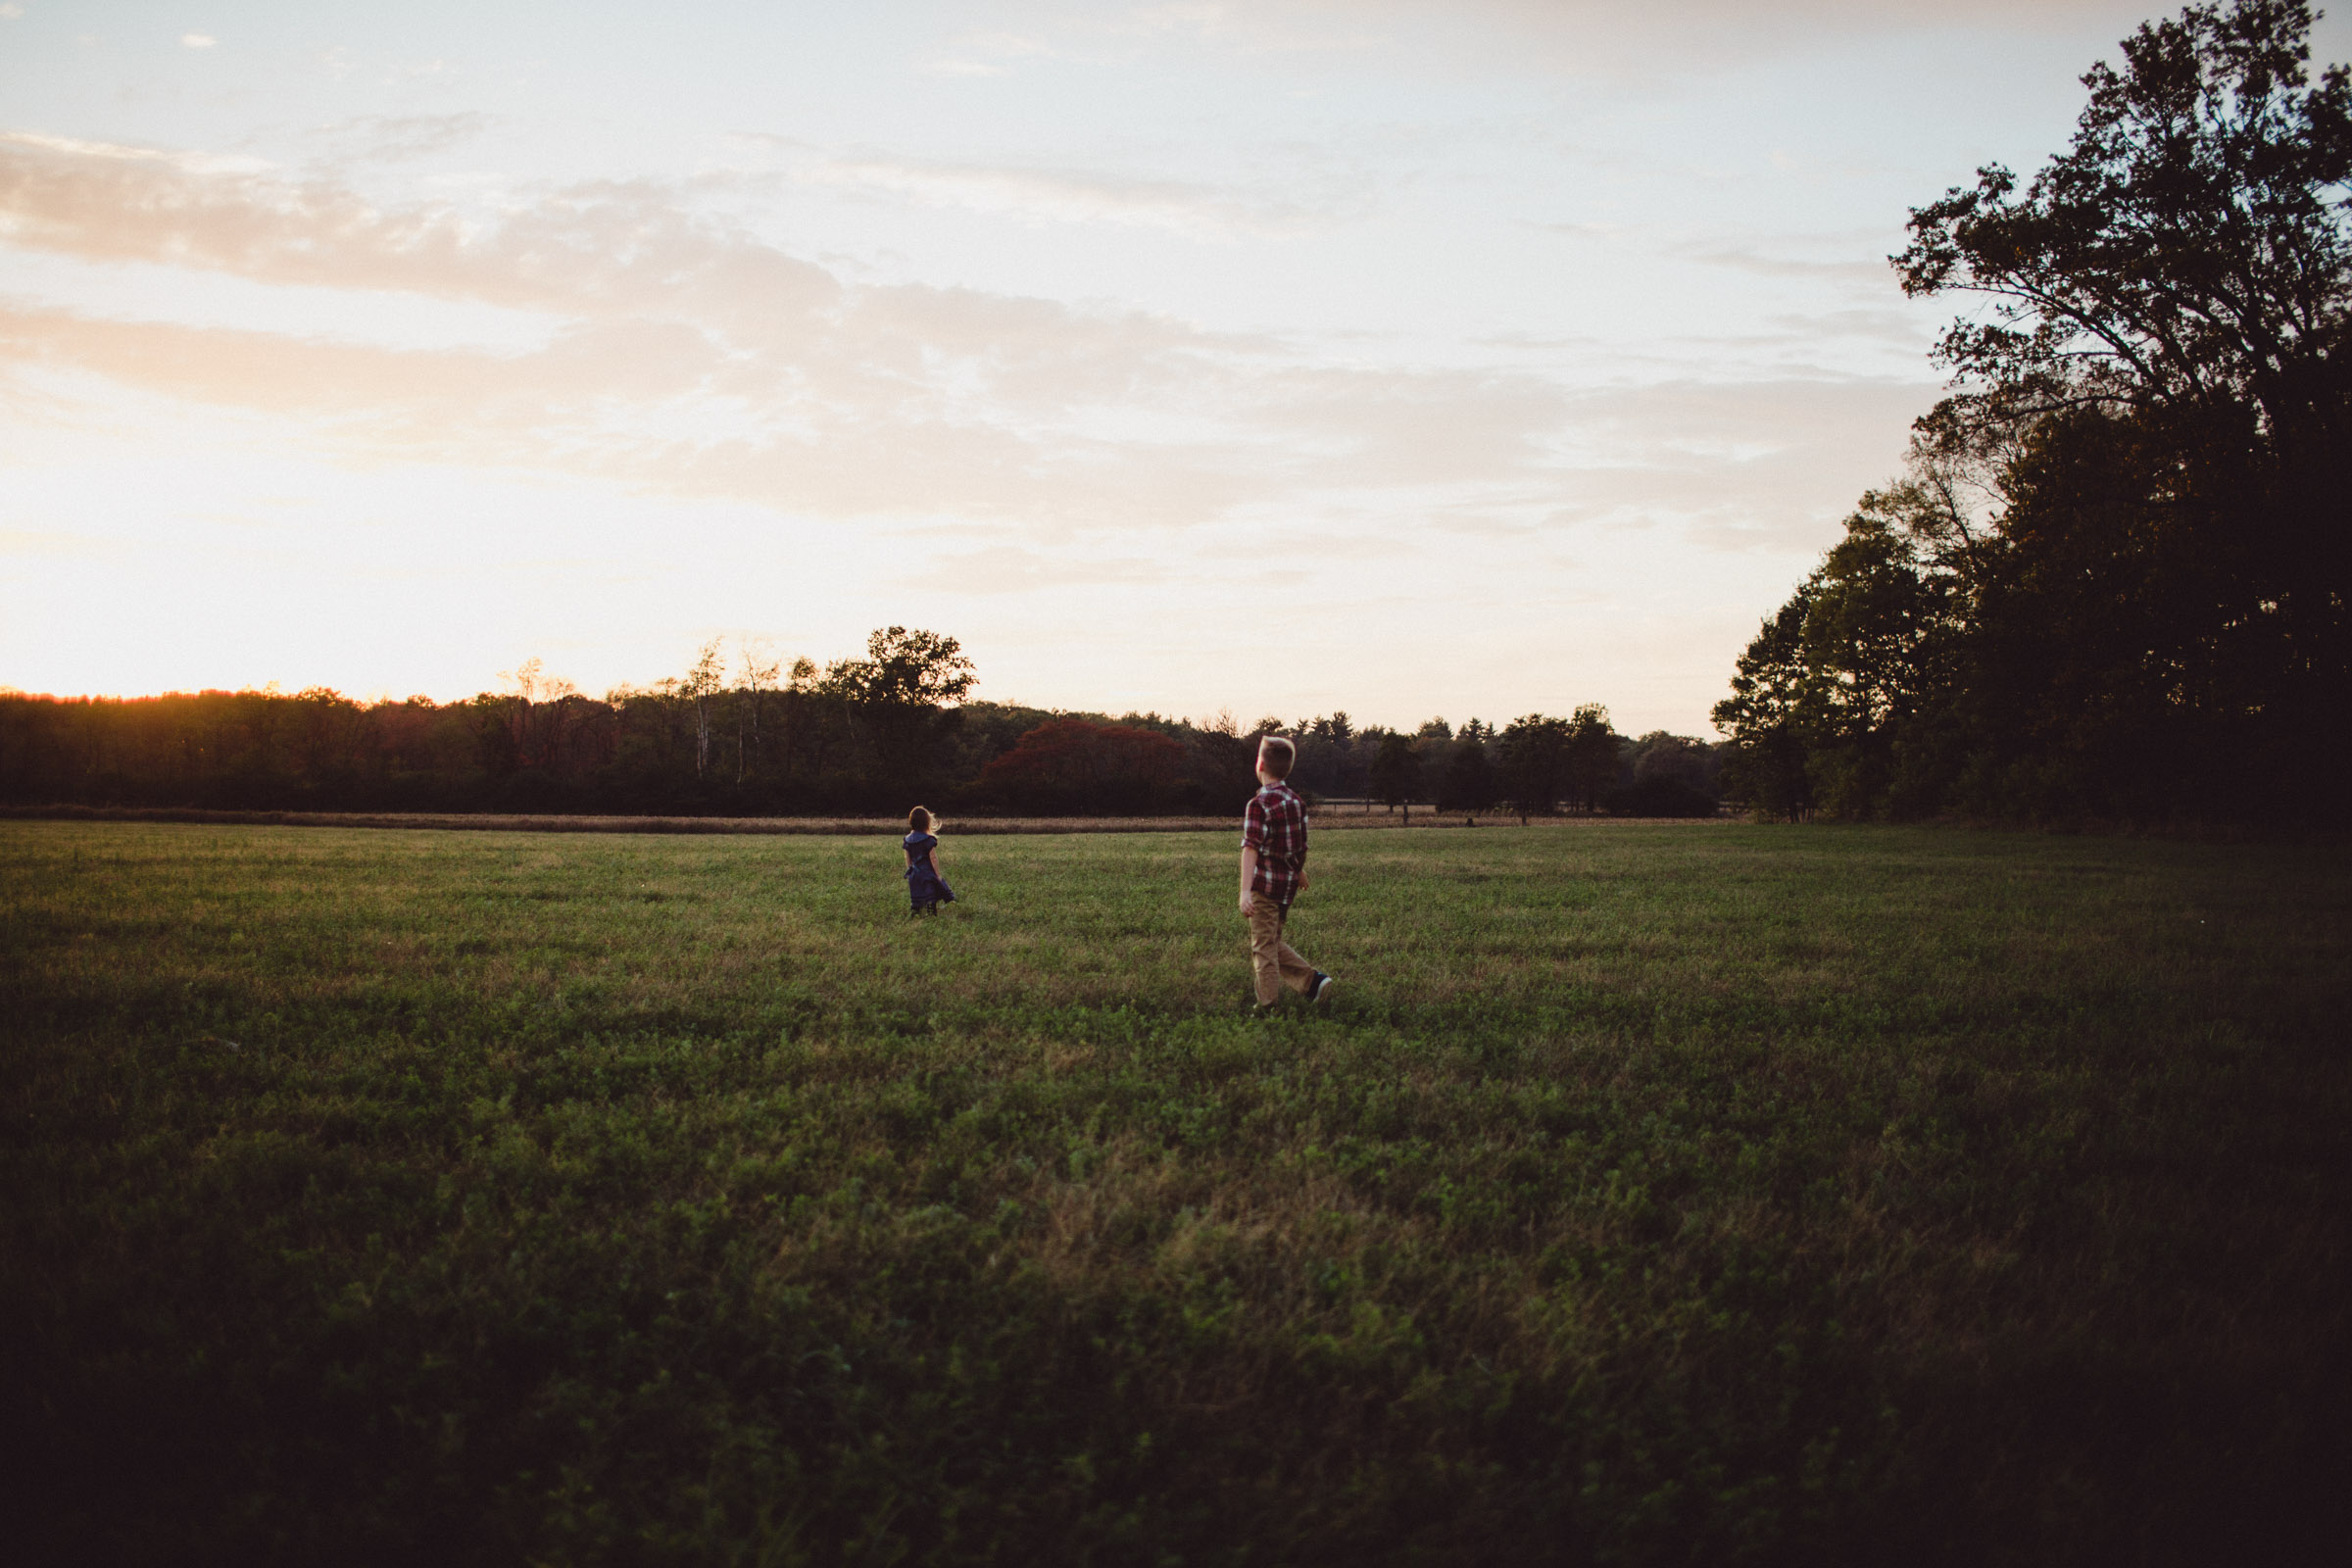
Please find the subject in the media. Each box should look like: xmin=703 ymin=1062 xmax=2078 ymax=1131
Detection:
xmin=9 ymin=1 xmax=2332 ymax=728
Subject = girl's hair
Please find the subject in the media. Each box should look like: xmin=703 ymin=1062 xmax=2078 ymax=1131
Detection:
xmin=908 ymin=806 xmax=933 ymax=833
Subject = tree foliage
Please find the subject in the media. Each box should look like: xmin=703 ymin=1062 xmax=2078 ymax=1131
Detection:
xmin=812 ymin=626 xmax=980 ymax=793
xmin=974 ymin=718 xmax=1188 ymax=814
xmin=1718 ymin=1 xmax=2351 ymax=823
xmin=1438 ymin=720 xmax=1501 ymax=812
xmin=1563 ymin=704 xmax=1621 ymax=813
xmin=1606 ymin=731 xmax=1726 ymax=817
xmin=1897 ymin=0 xmax=2351 ymax=442
xmin=1497 ymin=715 xmax=1570 ymax=819
xmin=1 ymin=637 xmax=1724 ymax=819
xmin=820 ymin=626 xmax=978 ymax=710
xmin=1368 ymin=732 xmax=1420 ymax=811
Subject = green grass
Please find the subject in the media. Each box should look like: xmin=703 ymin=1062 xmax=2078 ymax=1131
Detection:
xmin=2 ymin=820 xmax=2346 ymax=1565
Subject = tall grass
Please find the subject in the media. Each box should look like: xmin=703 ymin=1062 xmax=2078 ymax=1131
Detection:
xmin=2 ymin=821 xmax=2345 ymax=1564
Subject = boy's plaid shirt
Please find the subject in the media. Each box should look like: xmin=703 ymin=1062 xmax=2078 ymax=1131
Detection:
xmin=1243 ymin=780 xmax=1308 ymax=907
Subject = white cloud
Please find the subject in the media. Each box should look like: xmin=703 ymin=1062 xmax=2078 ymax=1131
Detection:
xmin=1685 ymin=246 xmax=1894 ymax=289
xmin=0 ymin=129 xmax=271 ymax=175
xmin=0 ymin=133 xmax=1930 ymax=544
xmin=793 ymin=152 xmax=1322 ymax=239
xmin=914 ymin=544 xmax=1165 ymax=592
xmin=0 ymin=7 xmax=26 ymax=23
xmin=180 ymin=32 xmax=216 ymax=50
xmin=968 ymin=0 xmax=2166 ymax=84
xmin=0 ymin=128 xmax=1936 ymax=725
xmin=913 ymin=28 xmax=1049 ymax=74
xmin=302 ymin=113 xmax=495 ymax=166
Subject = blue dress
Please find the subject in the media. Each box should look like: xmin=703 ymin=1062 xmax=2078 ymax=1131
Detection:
xmin=904 ymin=831 xmax=956 ymax=911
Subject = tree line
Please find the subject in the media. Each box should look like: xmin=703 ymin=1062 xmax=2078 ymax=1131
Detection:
xmin=0 ymin=628 xmax=1723 ymax=818
xmin=1713 ymin=1 xmax=2350 ymax=825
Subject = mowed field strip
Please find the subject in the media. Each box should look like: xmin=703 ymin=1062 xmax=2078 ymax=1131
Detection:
xmin=4 ymin=821 xmax=2347 ymax=1564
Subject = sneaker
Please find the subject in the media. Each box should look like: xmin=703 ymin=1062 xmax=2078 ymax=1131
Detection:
xmin=1309 ymin=972 xmax=1335 ymax=1004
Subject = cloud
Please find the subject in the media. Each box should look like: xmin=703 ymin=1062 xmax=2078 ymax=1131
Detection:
xmin=1685 ymin=246 xmax=1895 ymax=289
xmin=983 ymin=0 xmax=2158 ymax=78
xmin=0 ymin=129 xmax=270 ymax=176
xmin=911 ymin=27 xmax=1057 ymax=75
xmin=914 ymin=544 xmax=1166 ymax=592
xmin=0 ymin=134 xmax=836 ymax=313
xmin=1537 ymin=374 xmax=1941 ymax=549
xmin=1762 ymin=308 xmax=1933 ymax=351
xmin=1449 ymin=0 xmax=2145 ymax=36
xmin=0 ymin=130 xmax=1922 ymax=551
xmin=180 ymin=33 xmax=216 ymax=50
xmin=305 ymin=113 xmax=496 ymax=166
xmin=789 ymin=151 xmax=1324 ymax=239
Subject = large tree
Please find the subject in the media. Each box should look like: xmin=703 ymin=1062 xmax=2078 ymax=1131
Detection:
xmin=1898 ymin=0 xmax=2349 ymax=456
xmin=1438 ymin=720 xmax=1500 ymax=812
xmin=1720 ymin=1 xmax=2351 ymax=822
xmin=1498 ymin=714 xmax=1570 ymax=821
xmin=1562 ymin=703 xmax=1621 ymax=814
xmin=1368 ymin=731 xmax=1421 ymax=815
xmin=820 ymin=627 xmax=978 ymax=793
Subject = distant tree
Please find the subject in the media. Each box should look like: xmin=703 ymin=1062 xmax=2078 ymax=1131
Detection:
xmin=1628 ymin=731 xmax=1717 ymax=793
xmin=1290 ymin=715 xmax=1342 ymax=799
xmin=831 ymin=626 xmax=978 ymax=709
xmin=1322 ymin=710 xmax=1366 ymax=797
xmin=1718 ymin=721 xmax=1816 ymax=821
xmin=1407 ymin=717 xmax=1451 ymax=805
xmin=821 ymin=627 xmax=977 ymax=791
xmin=1369 ymin=731 xmax=1420 ymax=817
xmin=679 ymin=640 xmax=726 ymax=780
xmin=737 ymin=640 xmax=781 ymax=786
xmin=466 ymin=691 xmax=520 ymax=780
xmin=1438 ymin=730 xmax=1498 ymax=811
xmin=756 ymin=655 xmax=829 ymax=792
xmin=1498 ymin=714 xmax=1570 ymax=821
xmin=485 ymin=659 xmax=588 ymax=785
xmin=977 ymin=718 xmax=1187 ymax=814
xmin=288 ymin=687 xmax=365 ymax=791
xmin=1187 ymin=709 xmax=1262 ymax=811
xmin=1562 ymin=704 xmax=1619 ymax=813
xmin=1607 ymin=731 xmax=1723 ymax=817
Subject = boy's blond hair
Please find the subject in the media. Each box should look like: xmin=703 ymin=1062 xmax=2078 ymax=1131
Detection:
xmin=1257 ymin=735 xmax=1297 ymax=779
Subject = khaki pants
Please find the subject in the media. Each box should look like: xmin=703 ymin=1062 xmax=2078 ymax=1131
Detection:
xmin=1246 ymin=899 xmax=1316 ymax=1006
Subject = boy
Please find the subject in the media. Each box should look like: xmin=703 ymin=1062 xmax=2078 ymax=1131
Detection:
xmin=1239 ymin=735 xmax=1335 ymax=1009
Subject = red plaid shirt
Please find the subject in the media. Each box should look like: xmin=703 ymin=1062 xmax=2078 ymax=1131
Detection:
xmin=1243 ymin=780 xmax=1308 ymax=908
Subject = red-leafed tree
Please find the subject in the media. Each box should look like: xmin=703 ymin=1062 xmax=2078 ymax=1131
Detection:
xmin=977 ymin=718 xmax=1188 ymax=814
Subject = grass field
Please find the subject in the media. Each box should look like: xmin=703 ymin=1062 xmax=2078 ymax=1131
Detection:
xmin=3 ymin=820 xmax=2346 ymax=1565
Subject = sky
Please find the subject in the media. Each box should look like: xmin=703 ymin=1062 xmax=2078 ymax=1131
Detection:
xmin=5 ymin=1 xmax=2344 ymax=733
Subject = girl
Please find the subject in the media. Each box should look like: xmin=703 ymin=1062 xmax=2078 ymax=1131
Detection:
xmin=903 ymin=807 xmax=956 ymax=915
